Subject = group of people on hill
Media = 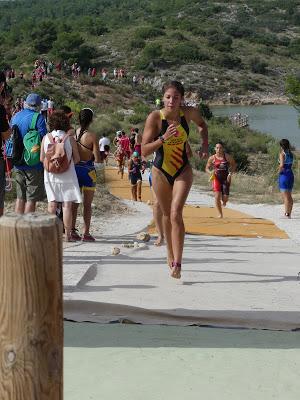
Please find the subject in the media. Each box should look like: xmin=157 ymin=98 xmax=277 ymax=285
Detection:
xmin=0 ymin=72 xmax=296 ymax=279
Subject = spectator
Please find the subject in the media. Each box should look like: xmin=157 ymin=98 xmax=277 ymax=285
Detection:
xmin=11 ymin=93 xmax=47 ymax=214
xmin=47 ymin=97 xmax=54 ymax=118
xmin=72 ymin=108 xmax=102 ymax=241
xmin=41 ymin=98 xmax=48 ymax=121
xmin=40 ymin=111 xmax=81 ymax=242
xmin=99 ymin=133 xmax=110 ymax=164
xmin=0 ymin=71 xmax=12 ymax=216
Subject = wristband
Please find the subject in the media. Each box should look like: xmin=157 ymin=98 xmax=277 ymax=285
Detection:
xmin=159 ymin=135 xmax=165 ymax=143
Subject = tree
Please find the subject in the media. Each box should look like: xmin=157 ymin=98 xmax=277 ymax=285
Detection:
xmin=31 ymin=21 xmax=57 ymax=53
xmin=51 ymin=32 xmax=94 ymax=65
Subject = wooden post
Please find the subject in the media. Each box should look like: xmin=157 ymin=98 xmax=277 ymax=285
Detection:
xmin=0 ymin=214 xmax=63 ymax=400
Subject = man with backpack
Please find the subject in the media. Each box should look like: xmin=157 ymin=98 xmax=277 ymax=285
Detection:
xmin=10 ymin=93 xmax=47 ymax=214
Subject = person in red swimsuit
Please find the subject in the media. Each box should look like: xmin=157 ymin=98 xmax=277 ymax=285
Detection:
xmin=205 ymin=141 xmax=236 ymax=218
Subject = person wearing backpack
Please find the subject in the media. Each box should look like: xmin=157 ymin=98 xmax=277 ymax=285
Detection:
xmin=40 ymin=111 xmax=81 ymax=242
xmin=0 ymin=71 xmax=12 ymax=216
xmin=10 ymin=93 xmax=47 ymax=214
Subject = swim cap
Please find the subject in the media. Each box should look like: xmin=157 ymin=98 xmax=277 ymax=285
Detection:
xmin=133 ymin=151 xmax=139 ymax=157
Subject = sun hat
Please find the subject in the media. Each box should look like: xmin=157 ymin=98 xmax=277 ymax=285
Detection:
xmin=25 ymin=93 xmax=42 ymax=107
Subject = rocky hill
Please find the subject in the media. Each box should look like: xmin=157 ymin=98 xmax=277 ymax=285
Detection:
xmin=1 ymin=0 xmax=300 ymax=103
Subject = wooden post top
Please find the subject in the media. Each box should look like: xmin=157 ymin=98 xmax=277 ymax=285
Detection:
xmin=0 ymin=213 xmax=60 ymax=228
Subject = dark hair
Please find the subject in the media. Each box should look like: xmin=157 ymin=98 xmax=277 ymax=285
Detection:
xmin=48 ymin=110 xmax=70 ymax=132
xmin=280 ymin=139 xmax=292 ymax=153
xmin=162 ymin=80 xmax=185 ymax=97
xmin=60 ymin=105 xmax=72 ymax=114
xmin=215 ymin=141 xmax=225 ymax=148
xmin=78 ymin=108 xmax=93 ymax=138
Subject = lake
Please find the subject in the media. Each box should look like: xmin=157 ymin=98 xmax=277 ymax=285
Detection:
xmin=212 ymin=105 xmax=300 ymax=149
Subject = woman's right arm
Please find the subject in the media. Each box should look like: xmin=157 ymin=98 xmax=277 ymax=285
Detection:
xmin=205 ymin=156 xmax=213 ymax=174
xmin=142 ymin=111 xmax=177 ymax=157
xmin=279 ymin=152 xmax=284 ymax=172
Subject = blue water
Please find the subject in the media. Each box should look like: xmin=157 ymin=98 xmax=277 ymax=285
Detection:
xmin=212 ymin=105 xmax=300 ymax=148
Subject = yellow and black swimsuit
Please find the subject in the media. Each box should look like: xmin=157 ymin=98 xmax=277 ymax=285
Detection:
xmin=153 ymin=110 xmax=189 ymax=185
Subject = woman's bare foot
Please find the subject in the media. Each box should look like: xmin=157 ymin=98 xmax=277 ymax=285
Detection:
xmin=171 ymin=262 xmax=181 ymax=279
xmin=154 ymin=236 xmax=164 ymax=246
xmin=167 ymin=256 xmax=173 ymax=272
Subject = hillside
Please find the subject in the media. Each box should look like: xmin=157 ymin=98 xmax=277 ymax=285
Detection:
xmin=0 ymin=0 xmax=300 ymax=103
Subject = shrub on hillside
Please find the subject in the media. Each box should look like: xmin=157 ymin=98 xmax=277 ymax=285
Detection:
xmin=207 ymin=32 xmax=232 ymax=52
xmin=134 ymin=27 xmax=164 ymax=40
xmin=289 ymin=38 xmax=300 ymax=55
xmin=250 ymin=32 xmax=278 ymax=46
xmin=129 ymin=38 xmax=145 ymax=50
xmin=249 ymin=57 xmax=268 ymax=74
xmin=240 ymin=78 xmax=260 ymax=91
xmin=92 ymin=116 xmax=121 ymax=138
xmin=224 ymin=24 xmax=253 ymax=39
xmin=164 ymin=43 xmax=208 ymax=63
xmin=128 ymin=113 xmax=145 ymax=125
xmin=215 ymin=54 xmax=242 ymax=69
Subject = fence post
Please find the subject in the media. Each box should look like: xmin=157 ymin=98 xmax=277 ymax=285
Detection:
xmin=0 ymin=213 xmax=63 ymax=400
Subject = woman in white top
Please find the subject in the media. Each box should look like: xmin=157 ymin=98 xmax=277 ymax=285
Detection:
xmin=40 ymin=110 xmax=81 ymax=241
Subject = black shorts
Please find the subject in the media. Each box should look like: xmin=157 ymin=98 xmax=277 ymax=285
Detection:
xmin=130 ymin=173 xmax=142 ymax=185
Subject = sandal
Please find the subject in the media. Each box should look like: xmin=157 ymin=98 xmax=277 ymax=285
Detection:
xmin=70 ymin=229 xmax=81 ymax=241
xmin=82 ymin=233 xmax=96 ymax=242
xmin=171 ymin=262 xmax=181 ymax=279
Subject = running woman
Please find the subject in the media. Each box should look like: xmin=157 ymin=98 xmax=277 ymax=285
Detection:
xmin=205 ymin=142 xmax=236 ymax=218
xmin=128 ymin=151 xmax=145 ymax=201
xmin=142 ymin=80 xmax=208 ymax=279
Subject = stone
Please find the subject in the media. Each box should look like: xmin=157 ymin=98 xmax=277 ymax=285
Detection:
xmin=136 ymin=232 xmax=151 ymax=242
xmin=111 ymin=247 xmax=120 ymax=255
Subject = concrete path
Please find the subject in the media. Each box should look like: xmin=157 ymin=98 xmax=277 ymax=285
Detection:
xmin=64 ymin=323 xmax=300 ymax=400
xmin=64 ymin=233 xmax=300 ymax=330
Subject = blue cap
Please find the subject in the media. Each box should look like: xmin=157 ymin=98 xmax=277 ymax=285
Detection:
xmin=25 ymin=93 xmax=41 ymax=107
xmin=133 ymin=151 xmax=139 ymax=157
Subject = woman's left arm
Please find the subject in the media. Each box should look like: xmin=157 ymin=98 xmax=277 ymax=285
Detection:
xmin=227 ymin=154 xmax=237 ymax=173
xmin=92 ymin=133 xmax=102 ymax=163
xmin=226 ymin=154 xmax=237 ymax=182
xmin=186 ymin=107 xmax=208 ymax=158
xmin=70 ymin=136 xmax=81 ymax=164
